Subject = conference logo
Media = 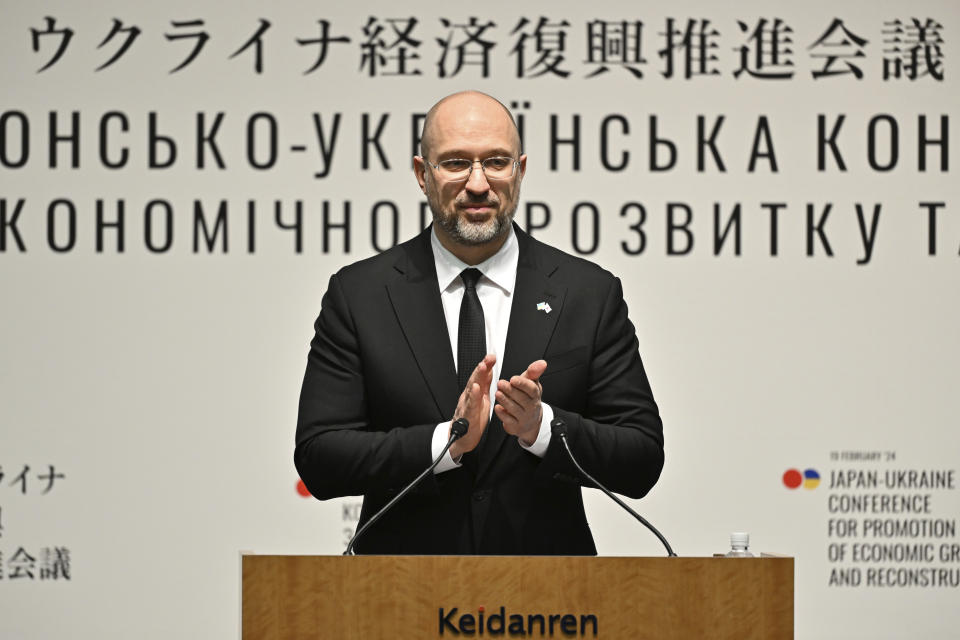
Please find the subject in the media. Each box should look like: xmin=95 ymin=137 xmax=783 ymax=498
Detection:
xmin=295 ymin=478 xmax=312 ymax=497
xmin=783 ymin=468 xmax=820 ymax=490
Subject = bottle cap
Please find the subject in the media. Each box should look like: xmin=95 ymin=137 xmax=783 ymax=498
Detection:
xmin=730 ymin=532 xmax=750 ymax=548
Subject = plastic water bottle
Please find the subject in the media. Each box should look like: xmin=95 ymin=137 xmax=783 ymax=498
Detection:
xmin=725 ymin=532 xmax=754 ymax=557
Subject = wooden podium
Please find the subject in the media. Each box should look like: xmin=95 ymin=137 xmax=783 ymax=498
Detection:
xmin=242 ymin=555 xmax=792 ymax=639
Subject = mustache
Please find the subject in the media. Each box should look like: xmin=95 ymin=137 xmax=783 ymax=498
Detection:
xmin=457 ymin=196 xmax=499 ymax=207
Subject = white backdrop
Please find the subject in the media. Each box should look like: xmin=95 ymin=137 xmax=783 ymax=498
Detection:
xmin=1 ymin=1 xmax=958 ymax=638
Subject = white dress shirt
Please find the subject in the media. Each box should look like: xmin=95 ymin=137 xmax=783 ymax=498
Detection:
xmin=429 ymin=225 xmax=554 ymax=473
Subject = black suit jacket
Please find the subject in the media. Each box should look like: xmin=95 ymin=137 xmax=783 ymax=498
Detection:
xmin=295 ymin=224 xmax=664 ymax=554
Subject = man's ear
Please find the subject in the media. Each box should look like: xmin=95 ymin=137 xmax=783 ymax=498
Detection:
xmin=413 ymin=156 xmax=427 ymax=194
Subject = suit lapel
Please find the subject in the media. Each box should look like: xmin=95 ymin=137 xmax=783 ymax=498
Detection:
xmin=476 ymin=228 xmax=565 ymax=480
xmin=385 ymin=225 xmax=566 ymax=480
xmin=386 ymin=229 xmax=459 ymax=420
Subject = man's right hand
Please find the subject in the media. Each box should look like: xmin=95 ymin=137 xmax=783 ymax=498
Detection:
xmin=449 ymin=353 xmax=496 ymax=460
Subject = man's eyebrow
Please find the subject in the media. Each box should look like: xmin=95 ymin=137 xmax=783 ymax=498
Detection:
xmin=437 ymin=148 xmax=516 ymax=159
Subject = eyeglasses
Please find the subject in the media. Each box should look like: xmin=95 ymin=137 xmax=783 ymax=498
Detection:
xmin=422 ymin=156 xmax=519 ymax=182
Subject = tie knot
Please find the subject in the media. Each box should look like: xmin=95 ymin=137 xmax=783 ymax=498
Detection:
xmin=460 ymin=268 xmax=483 ymax=290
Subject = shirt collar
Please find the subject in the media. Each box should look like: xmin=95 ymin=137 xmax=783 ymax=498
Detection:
xmin=430 ymin=223 xmax=518 ymax=295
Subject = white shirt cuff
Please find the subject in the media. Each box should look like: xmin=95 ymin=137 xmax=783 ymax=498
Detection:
xmin=518 ymin=403 xmax=553 ymax=458
xmin=431 ymin=421 xmax=462 ymax=474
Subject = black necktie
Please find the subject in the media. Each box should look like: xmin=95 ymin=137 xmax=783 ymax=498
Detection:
xmin=457 ymin=268 xmax=486 ymax=391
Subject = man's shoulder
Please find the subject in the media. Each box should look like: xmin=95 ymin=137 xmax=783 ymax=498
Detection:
xmin=332 ymin=231 xmax=426 ymax=286
xmin=521 ymin=230 xmax=619 ymax=287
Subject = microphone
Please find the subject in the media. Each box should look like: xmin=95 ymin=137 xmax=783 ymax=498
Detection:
xmin=551 ymin=418 xmax=676 ymax=557
xmin=343 ymin=418 xmax=469 ymax=555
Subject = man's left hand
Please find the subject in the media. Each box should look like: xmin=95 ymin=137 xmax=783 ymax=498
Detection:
xmin=495 ymin=359 xmax=548 ymax=446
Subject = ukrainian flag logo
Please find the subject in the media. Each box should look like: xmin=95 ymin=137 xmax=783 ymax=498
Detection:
xmin=783 ymin=468 xmax=820 ymax=490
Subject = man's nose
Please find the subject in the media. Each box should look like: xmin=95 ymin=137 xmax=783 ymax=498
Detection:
xmin=464 ymin=161 xmax=491 ymax=194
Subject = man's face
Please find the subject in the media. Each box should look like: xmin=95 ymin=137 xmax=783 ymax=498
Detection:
xmin=414 ymin=95 xmax=527 ymax=247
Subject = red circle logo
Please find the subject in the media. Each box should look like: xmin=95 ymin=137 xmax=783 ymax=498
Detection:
xmin=782 ymin=469 xmax=803 ymax=489
xmin=296 ymin=479 xmax=312 ymax=497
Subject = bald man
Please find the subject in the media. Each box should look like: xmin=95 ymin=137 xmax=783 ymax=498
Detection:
xmin=295 ymin=91 xmax=664 ymax=555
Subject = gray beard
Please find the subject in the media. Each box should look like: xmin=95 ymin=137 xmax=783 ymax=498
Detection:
xmin=433 ymin=204 xmax=516 ymax=246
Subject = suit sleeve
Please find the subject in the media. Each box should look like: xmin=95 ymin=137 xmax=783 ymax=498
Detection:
xmin=536 ymin=276 xmax=664 ymax=499
xmin=294 ymin=273 xmax=438 ymax=500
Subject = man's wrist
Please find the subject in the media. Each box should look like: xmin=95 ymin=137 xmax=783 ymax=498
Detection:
xmin=518 ymin=403 xmax=553 ymax=457
xmin=432 ymin=422 xmax=462 ymax=473
xmin=518 ymin=404 xmax=543 ymax=446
